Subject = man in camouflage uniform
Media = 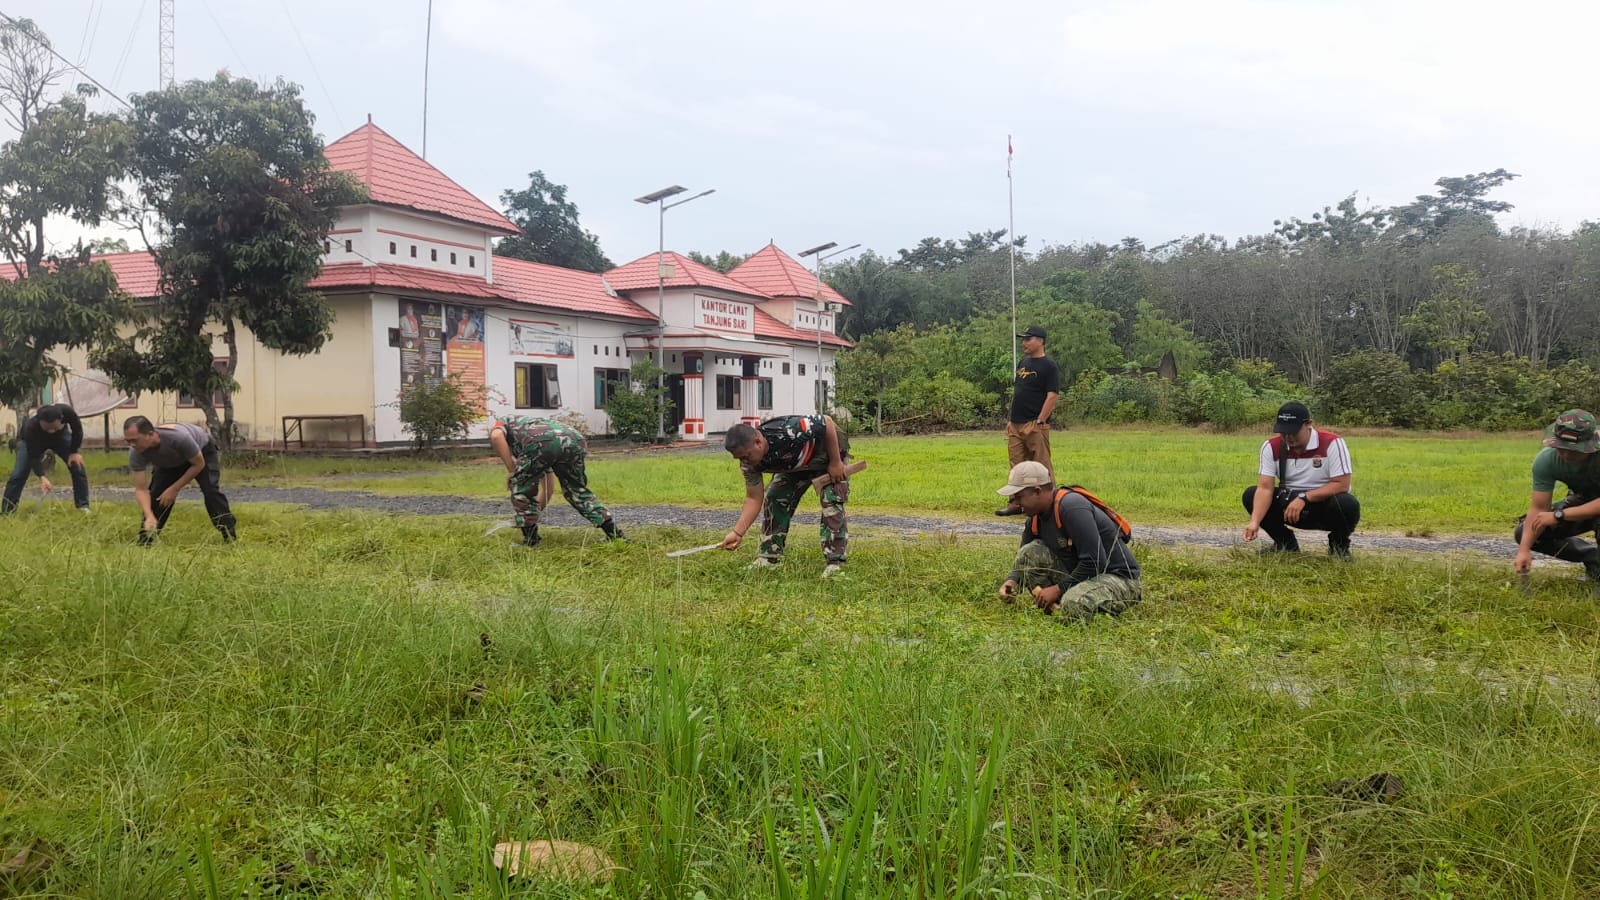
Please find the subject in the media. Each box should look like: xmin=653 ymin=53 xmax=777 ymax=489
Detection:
xmin=720 ymin=414 xmax=851 ymax=578
xmin=995 ymin=461 xmax=1142 ymax=623
xmin=489 ymin=416 xmax=623 ymax=547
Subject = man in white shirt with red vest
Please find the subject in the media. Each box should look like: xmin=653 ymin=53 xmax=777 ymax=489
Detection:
xmin=1242 ymin=401 xmax=1360 ymax=559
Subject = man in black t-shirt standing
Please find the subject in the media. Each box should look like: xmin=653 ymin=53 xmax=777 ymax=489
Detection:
xmin=720 ymin=414 xmax=851 ymax=578
xmin=998 ymin=324 xmax=1061 ymax=516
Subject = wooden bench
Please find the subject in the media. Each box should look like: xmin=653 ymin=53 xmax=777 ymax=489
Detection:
xmin=282 ymin=414 xmax=367 ymax=449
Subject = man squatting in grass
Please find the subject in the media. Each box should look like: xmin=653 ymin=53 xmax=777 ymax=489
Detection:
xmin=3 ymin=403 xmax=90 ymax=514
xmin=995 ymin=461 xmax=1142 ymax=623
xmin=123 ymin=416 xmax=237 ymax=544
xmin=721 ymin=414 xmax=851 ymax=578
xmin=488 ymin=415 xmax=623 ymax=547
xmin=1514 ymin=409 xmax=1600 ymax=592
xmin=997 ymin=324 xmax=1060 ymax=516
xmin=1243 ymin=401 xmax=1360 ymax=559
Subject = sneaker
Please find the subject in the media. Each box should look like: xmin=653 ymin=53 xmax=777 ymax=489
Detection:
xmin=821 ymin=563 xmax=845 ymax=579
xmin=1258 ymin=542 xmax=1301 ymax=556
xmin=995 ymin=506 xmax=1024 ymax=517
xmin=747 ymin=557 xmax=780 ymax=570
xmin=1328 ymin=535 xmax=1353 ymax=561
xmin=78 ymin=506 xmax=91 ymax=514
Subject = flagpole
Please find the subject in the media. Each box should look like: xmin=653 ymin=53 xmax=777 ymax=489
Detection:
xmin=1008 ymin=134 xmax=1017 ymax=376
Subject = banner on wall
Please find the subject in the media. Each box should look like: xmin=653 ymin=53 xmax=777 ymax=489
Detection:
xmin=508 ymin=318 xmax=574 ymax=358
xmin=443 ymin=305 xmax=487 ymax=415
xmin=399 ymin=300 xmax=445 ymax=396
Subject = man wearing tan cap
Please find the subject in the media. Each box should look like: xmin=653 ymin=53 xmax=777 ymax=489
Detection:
xmin=995 ymin=461 xmax=1142 ymax=623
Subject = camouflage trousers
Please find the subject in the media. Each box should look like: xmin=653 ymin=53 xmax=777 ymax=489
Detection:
xmin=759 ymin=463 xmax=850 ymax=564
xmin=1010 ymin=541 xmax=1142 ymax=622
xmin=509 ymin=439 xmax=610 ymax=529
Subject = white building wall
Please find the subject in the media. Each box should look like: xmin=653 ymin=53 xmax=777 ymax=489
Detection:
xmin=321 ymin=205 xmax=496 ymax=280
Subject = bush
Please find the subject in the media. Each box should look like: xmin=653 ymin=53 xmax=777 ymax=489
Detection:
xmin=1083 ymin=373 xmax=1171 ymax=423
xmin=604 ymin=358 xmax=674 ymax=442
xmin=1314 ymin=351 xmax=1419 ymax=427
xmin=881 ymin=373 xmax=995 ymax=431
xmin=397 ymin=373 xmax=483 ymax=452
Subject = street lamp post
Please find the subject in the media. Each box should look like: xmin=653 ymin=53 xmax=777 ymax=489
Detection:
xmin=799 ymin=241 xmax=859 ymax=415
xmin=635 ymin=185 xmax=715 ymax=442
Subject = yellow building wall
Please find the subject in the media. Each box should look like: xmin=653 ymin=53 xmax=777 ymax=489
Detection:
xmin=50 ymin=293 xmax=377 ymax=448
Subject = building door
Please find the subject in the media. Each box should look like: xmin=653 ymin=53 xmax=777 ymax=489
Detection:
xmin=668 ymin=375 xmax=684 ymax=430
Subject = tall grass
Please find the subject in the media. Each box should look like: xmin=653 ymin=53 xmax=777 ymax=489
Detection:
xmin=1 ymin=502 xmax=1598 ymax=895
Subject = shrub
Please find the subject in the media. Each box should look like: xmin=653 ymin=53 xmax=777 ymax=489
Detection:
xmin=1314 ymin=351 xmax=1419 ymax=427
xmin=1083 ymin=373 xmax=1170 ymax=423
xmin=881 ymin=373 xmax=994 ymax=431
xmin=397 ymin=373 xmax=484 ymax=452
xmin=604 ymin=358 xmax=675 ymax=442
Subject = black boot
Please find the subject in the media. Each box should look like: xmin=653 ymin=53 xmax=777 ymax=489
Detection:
xmin=601 ymin=519 xmax=625 ymax=541
xmin=1328 ymin=533 xmax=1352 ymax=560
xmin=521 ymin=525 xmax=541 ymax=547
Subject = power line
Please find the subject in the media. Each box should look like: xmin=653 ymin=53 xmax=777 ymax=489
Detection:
xmin=278 ymin=0 xmax=342 ymax=133
xmin=108 ymin=0 xmax=149 ymax=91
xmin=0 ymin=9 xmax=130 ymax=108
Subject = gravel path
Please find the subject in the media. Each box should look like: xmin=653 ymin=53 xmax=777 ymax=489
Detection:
xmin=70 ymin=483 xmax=1516 ymax=558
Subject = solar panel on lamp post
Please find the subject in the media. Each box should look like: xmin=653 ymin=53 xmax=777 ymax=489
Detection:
xmin=799 ymin=241 xmax=859 ymax=416
xmin=635 ymin=185 xmax=715 ymax=442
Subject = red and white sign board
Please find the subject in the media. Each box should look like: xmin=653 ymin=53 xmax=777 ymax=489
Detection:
xmin=695 ymin=295 xmax=753 ymax=335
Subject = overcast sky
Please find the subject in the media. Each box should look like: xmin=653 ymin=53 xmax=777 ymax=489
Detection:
xmin=13 ymin=0 xmax=1598 ymax=266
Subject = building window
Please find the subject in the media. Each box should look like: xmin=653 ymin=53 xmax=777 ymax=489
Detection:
xmin=450 ymin=252 xmax=457 ymax=265
xmin=431 ymin=249 xmax=438 ymax=262
xmin=715 ymin=375 xmax=740 ymax=410
xmin=594 ymin=367 xmax=628 ymax=409
xmin=344 ymin=240 xmax=353 ymax=253
xmin=389 ymin=242 xmax=397 ymax=255
xmin=178 ymin=359 xmax=229 ymax=408
xmin=514 ymin=363 xmax=561 ymax=409
xmin=799 ymin=364 xmax=807 ymax=376
xmin=758 ymin=378 xmax=773 ymax=410
xmin=782 ymin=362 xmax=791 ymax=375
xmin=323 ymin=240 xmax=330 ymax=253
xmin=410 ymin=245 xmax=417 ymax=258
xmin=469 ymin=256 xmax=476 ymax=268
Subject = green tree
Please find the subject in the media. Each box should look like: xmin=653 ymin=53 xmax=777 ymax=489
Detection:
xmin=1126 ymin=299 xmax=1210 ymax=373
xmin=95 ymin=73 xmax=364 ymax=446
xmin=1401 ymin=265 xmax=1491 ymax=367
xmin=686 ymin=250 xmax=747 ymax=273
xmin=496 ymin=171 xmax=612 ymax=272
xmin=0 ymin=65 xmax=133 ymax=409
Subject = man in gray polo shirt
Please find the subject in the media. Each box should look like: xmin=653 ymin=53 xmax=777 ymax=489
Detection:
xmin=123 ymin=416 xmax=237 ymax=544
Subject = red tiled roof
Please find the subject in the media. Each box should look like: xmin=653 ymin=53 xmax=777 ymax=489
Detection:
xmin=312 ymin=261 xmax=505 ymax=299
xmin=604 ymin=251 xmax=770 ymax=301
xmin=728 ymin=243 xmax=852 ymax=306
xmin=753 ymin=307 xmax=853 ymax=348
xmin=492 ymin=256 xmax=655 ymax=321
xmin=324 ymin=122 xmax=520 ymax=235
xmin=0 ymin=253 xmax=165 ymax=296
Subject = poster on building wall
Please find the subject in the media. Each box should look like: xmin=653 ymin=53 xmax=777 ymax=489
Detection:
xmin=444 ymin=305 xmax=487 ymax=415
xmin=399 ymin=300 xmax=445 ymax=396
xmin=508 ymin=317 xmax=574 ymax=358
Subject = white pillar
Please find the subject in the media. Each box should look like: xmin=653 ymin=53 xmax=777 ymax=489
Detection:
xmin=680 ymin=352 xmax=706 ymax=440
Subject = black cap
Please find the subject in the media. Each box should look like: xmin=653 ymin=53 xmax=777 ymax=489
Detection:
xmin=1273 ymin=401 xmax=1311 ymax=434
xmin=1017 ymin=325 xmax=1047 ymax=341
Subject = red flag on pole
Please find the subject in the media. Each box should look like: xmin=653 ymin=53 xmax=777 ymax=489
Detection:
xmin=1007 ymin=135 xmax=1013 ymax=176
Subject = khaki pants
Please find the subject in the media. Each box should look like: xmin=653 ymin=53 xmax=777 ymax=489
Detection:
xmin=1000 ymin=422 xmax=1054 ymax=512
xmin=1005 ymin=420 xmax=1053 ymax=474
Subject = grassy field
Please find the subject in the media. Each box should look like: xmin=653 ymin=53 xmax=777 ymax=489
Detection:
xmin=16 ymin=426 xmax=1534 ymax=536
xmin=2 ymin=496 xmax=1599 ymax=896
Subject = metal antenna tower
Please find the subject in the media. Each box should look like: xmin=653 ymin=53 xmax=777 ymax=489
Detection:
xmin=159 ymin=0 xmax=175 ymax=87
